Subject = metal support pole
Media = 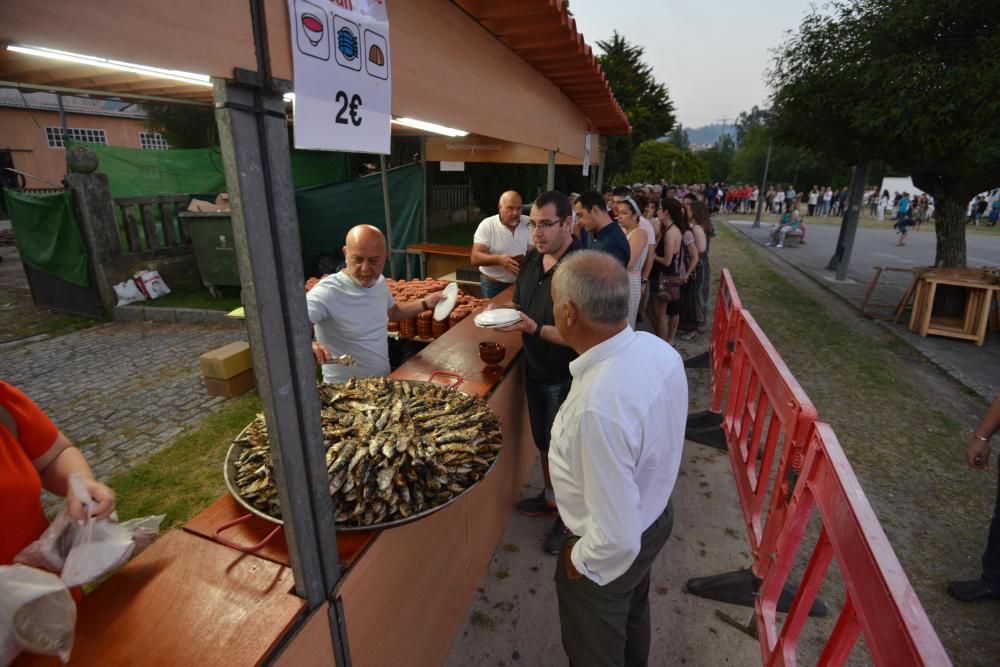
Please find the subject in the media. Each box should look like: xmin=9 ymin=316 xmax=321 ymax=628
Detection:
xmin=752 ymin=140 xmax=772 ymax=228
xmin=832 ymin=162 xmax=871 ymax=281
xmin=597 ymin=135 xmax=608 ymax=190
xmin=546 ymin=150 xmax=556 ymax=191
xmin=214 ymin=78 xmax=350 ymax=667
xmin=380 ymin=154 xmax=395 ymax=279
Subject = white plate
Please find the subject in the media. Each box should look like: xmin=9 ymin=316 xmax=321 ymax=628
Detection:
xmin=433 ymin=283 xmax=459 ymax=321
xmin=474 ymin=308 xmax=521 ymax=328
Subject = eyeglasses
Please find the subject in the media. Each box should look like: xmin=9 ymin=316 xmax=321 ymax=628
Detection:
xmin=528 ymin=219 xmax=564 ymax=230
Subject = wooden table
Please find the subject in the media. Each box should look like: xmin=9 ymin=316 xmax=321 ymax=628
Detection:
xmin=405 ymin=242 xmax=474 ymax=280
xmin=908 ymin=271 xmax=1000 ymax=346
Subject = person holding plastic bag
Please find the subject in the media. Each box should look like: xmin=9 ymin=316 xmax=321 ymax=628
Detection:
xmin=0 ymin=380 xmax=115 ymax=566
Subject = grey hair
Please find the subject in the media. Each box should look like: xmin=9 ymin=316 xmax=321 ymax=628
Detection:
xmin=552 ymin=250 xmax=629 ymax=324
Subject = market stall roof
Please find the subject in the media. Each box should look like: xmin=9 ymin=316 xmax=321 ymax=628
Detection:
xmin=451 ymin=0 xmax=630 ymax=136
xmin=0 ymin=0 xmax=629 ymax=157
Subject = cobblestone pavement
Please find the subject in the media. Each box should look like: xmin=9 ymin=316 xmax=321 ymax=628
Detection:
xmin=2 ymin=320 xmax=247 ymax=493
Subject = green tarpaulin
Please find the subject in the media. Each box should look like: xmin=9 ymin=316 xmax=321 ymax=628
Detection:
xmin=3 ymin=190 xmax=90 ymax=287
xmin=66 ymin=141 xmax=350 ymax=197
xmin=296 ymin=163 xmax=423 ymax=277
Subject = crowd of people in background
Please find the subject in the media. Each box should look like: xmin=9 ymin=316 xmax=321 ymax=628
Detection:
xmin=968 ymin=189 xmax=1000 ymax=227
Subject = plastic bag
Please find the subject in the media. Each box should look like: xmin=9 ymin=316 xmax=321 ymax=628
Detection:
xmin=59 ymin=475 xmax=134 ymax=588
xmin=0 ymin=564 xmax=76 ymax=666
xmin=112 ymin=277 xmax=146 ymax=306
xmin=14 ymin=476 xmax=165 ymax=587
xmin=13 ymin=509 xmax=76 ymax=573
xmin=134 ymin=270 xmax=171 ymax=300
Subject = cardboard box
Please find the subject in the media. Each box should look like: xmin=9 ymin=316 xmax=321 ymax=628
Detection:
xmin=199 ymin=341 xmax=252 ymax=380
xmin=186 ymin=192 xmax=231 ymax=213
xmin=204 ymin=369 xmax=255 ymax=398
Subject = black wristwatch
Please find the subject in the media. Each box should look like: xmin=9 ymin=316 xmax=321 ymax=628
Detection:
xmin=534 ymin=322 xmax=543 ymax=338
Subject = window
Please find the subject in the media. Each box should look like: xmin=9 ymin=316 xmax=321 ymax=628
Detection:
xmin=139 ymin=132 xmax=170 ymax=150
xmin=45 ymin=127 xmax=108 ymax=148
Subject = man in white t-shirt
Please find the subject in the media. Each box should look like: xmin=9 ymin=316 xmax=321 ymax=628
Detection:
xmin=471 ymin=191 xmax=532 ymax=298
xmin=307 ymin=225 xmax=444 ymax=384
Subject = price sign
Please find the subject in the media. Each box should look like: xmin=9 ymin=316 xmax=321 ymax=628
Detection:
xmin=288 ymin=0 xmax=391 ymax=153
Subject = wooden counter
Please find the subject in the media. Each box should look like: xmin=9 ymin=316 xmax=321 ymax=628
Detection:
xmin=183 ymin=495 xmax=375 ymax=569
xmin=15 ymin=530 xmax=304 ymax=667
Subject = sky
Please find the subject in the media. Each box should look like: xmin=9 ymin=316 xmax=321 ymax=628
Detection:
xmin=569 ymin=0 xmax=818 ymax=130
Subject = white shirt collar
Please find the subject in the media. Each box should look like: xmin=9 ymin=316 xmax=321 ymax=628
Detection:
xmin=568 ymin=326 xmax=635 ymax=379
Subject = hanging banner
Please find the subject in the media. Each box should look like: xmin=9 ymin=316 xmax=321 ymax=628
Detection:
xmin=582 ymin=133 xmax=592 ymax=176
xmin=288 ymin=0 xmax=391 ymax=154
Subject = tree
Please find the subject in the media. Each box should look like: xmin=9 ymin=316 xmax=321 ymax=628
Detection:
xmin=730 ymin=124 xmax=847 ymax=189
xmin=701 ymin=134 xmax=736 ymax=182
xmin=596 ymin=32 xmax=676 ymax=183
xmin=670 ymin=124 xmax=689 ymax=151
xmin=734 ymin=106 xmax=770 ymax=145
xmin=623 ymin=140 xmax=708 ymax=185
xmin=144 ymin=105 xmax=217 ymax=148
xmin=768 ymin=0 xmax=1000 ymax=266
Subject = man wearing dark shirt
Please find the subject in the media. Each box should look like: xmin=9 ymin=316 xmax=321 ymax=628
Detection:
xmin=574 ymin=191 xmax=630 ymax=268
xmin=498 ymin=190 xmax=580 ymax=555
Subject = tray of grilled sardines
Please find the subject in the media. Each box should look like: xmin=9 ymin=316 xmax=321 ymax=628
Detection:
xmin=225 ymin=375 xmax=503 ymax=531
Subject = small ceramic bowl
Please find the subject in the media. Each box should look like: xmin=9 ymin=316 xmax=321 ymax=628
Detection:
xmin=479 ymin=341 xmax=506 ymax=366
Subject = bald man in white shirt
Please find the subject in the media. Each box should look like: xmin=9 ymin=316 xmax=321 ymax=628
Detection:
xmin=548 ymin=250 xmax=686 ymax=666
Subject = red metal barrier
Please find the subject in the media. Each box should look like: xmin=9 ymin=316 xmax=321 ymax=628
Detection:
xmin=722 ymin=309 xmax=817 ymax=571
xmin=756 ymin=422 xmax=951 ymax=666
xmin=710 ymin=268 xmax=743 ymax=413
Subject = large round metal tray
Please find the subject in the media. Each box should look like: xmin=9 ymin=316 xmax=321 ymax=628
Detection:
xmin=223 ymin=379 xmax=502 ymax=532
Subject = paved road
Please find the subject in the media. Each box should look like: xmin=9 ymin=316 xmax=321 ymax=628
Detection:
xmin=3 ymin=321 xmax=246 ymax=486
xmin=730 ymin=219 xmax=1000 ymax=400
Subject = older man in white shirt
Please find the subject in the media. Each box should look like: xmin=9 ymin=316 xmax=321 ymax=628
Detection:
xmin=548 ymin=250 xmax=686 ymax=666
xmin=471 ymin=190 xmax=532 ymax=298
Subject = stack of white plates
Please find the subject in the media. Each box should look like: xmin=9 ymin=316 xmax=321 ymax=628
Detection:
xmin=474 ymin=308 xmax=521 ymax=328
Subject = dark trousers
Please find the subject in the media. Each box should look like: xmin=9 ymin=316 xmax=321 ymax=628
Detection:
xmin=982 ymin=462 xmax=1000 ymax=587
xmin=555 ymin=501 xmax=674 ymax=667
xmin=525 ymin=378 xmax=571 ymax=453
xmin=480 ymin=277 xmax=511 ymax=299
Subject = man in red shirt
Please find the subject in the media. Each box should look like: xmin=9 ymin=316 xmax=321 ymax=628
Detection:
xmin=0 ymin=381 xmax=115 ymax=564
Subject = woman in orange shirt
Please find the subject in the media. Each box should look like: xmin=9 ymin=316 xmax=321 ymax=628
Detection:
xmin=0 ymin=381 xmax=115 ymax=565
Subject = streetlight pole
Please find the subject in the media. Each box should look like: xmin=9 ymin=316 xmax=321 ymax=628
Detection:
xmin=752 ymin=140 xmax=772 ymax=228
xmin=670 ymin=159 xmax=676 ymax=184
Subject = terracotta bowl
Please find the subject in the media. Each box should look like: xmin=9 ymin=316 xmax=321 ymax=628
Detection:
xmin=478 ymin=341 xmax=506 ymax=366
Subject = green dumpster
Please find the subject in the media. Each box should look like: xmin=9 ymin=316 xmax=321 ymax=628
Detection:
xmin=179 ymin=212 xmax=241 ymax=296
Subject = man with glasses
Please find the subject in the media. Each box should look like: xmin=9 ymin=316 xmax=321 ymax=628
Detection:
xmin=471 ymin=190 xmax=532 ymax=298
xmin=496 ymin=191 xmax=581 ymax=554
